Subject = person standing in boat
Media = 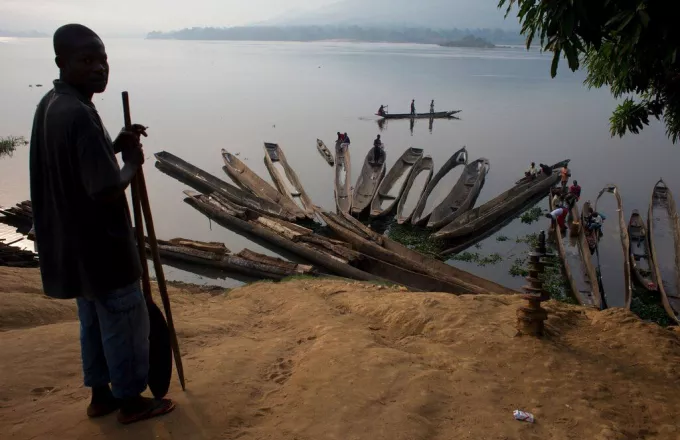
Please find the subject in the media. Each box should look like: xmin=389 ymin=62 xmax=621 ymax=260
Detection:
xmin=569 ymin=180 xmax=582 ymax=201
xmin=430 ymin=100 xmax=435 ymax=114
xmin=560 ymin=165 xmax=571 ymax=192
xmin=410 ymin=99 xmax=416 ymax=116
xmin=29 ymin=24 xmax=175 ymax=425
xmin=343 ymin=133 xmax=351 ymax=146
xmin=372 ymin=135 xmax=383 ymax=163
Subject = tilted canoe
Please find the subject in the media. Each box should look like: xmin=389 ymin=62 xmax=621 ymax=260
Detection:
xmin=263 ymin=142 xmax=316 ymax=219
xmin=648 ymin=180 xmax=680 ymax=323
xmin=370 ymin=147 xmax=424 ymax=218
xmin=396 ymin=156 xmax=434 ymax=224
xmin=433 ymin=159 xmax=568 ymax=240
xmin=548 ymin=195 xmax=600 ymax=307
xmin=351 ymin=145 xmax=386 ymax=216
xmin=377 ymin=110 xmax=461 ymax=120
xmin=334 ymin=142 xmax=352 ymax=214
xmin=572 ymin=201 xmax=603 ymax=309
xmin=627 ymin=209 xmax=657 ymax=292
xmin=427 ymin=158 xmax=490 ymax=229
xmin=515 ymin=159 xmax=571 ymax=185
xmin=154 ymin=151 xmax=297 ymax=222
xmin=316 ymin=139 xmax=335 ymax=166
xmin=183 ymin=190 xmax=386 ymax=283
xmin=410 ymin=146 xmax=468 ymax=226
xmin=594 ymin=185 xmax=632 ymax=309
xmin=323 ymin=210 xmax=518 ymax=296
xmin=221 ymin=149 xmax=306 ymax=219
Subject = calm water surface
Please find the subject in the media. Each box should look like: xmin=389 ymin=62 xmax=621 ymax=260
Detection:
xmin=1 ymin=38 xmax=678 ymax=293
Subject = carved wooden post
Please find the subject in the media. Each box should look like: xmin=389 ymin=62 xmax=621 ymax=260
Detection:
xmin=517 ymin=230 xmax=552 ymax=336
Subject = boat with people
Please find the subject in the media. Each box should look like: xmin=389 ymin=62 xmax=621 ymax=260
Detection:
xmin=377 ymin=110 xmax=461 ymax=120
xmin=515 ymin=159 xmax=570 ymax=185
xmin=396 ymin=156 xmax=434 ymax=224
xmin=352 ymin=144 xmax=386 ymax=216
xmin=648 ymin=180 xmax=680 ymax=323
xmin=263 ymin=142 xmax=316 ymax=219
xmin=370 ymin=147 xmax=424 ymax=218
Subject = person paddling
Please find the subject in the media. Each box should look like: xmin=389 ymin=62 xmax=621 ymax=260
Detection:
xmin=377 ymin=105 xmax=385 ymax=116
xmin=29 ymin=24 xmax=175 ymax=425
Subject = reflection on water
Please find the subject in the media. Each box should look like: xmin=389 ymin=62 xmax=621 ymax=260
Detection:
xmin=594 ymin=192 xmax=627 ymax=308
xmin=376 ymin=117 xmax=459 ymax=136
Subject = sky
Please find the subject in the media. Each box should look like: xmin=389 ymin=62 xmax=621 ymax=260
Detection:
xmin=0 ymin=0 xmax=339 ymax=36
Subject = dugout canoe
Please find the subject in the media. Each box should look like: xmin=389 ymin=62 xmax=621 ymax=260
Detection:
xmin=427 ymin=158 xmax=489 ymax=229
xmin=648 ymin=180 xmax=680 ymax=323
xmin=594 ymin=185 xmax=632 ymax=309
xmin=351 ymin=145 xmax=386 ymax=216
xmin=263 ymin=142 xmax=316 ymax=218
xmin=433 ymin=160 xmax=568 ymax=240
xmin=221 ymin=149 xmax=306 ymax=219
xmin=334 ymin=143 xmax=352 ymax=214
xmin=151 ymin=237 xmax=316 ymax=280
xmin=410 ymin=147 xmax=468 ymax=226
xmin=316 ymin=139 xmax=335 ymax=166
xmin=322 ymin=210 xmax=518 ymax=296
xmin=571 ymin=201 xmax=603 ymax=309
xmin=396 ymin=156 xmax=434 ymax=224
xmin=515 ymin=159 xmax=571 ymax=185
xmin=377 ymin=110 xmax=461 ymax=119
xmin=370 ymin=147 xmax=424 ymax=218
xmin=154 ymin=151 xmax=297 ymax=222
xmin=627 ymin=209 xmax=657 ymax=292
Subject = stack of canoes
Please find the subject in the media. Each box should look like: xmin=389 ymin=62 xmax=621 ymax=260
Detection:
xmin=0 ymin=200 xmax=33 ymax=226
xmin=0 ymin=240 xmax=38 ymax=268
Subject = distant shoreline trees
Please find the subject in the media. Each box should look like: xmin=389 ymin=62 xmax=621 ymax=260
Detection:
xmin=147 ymin=26 xmax=522 ymax=45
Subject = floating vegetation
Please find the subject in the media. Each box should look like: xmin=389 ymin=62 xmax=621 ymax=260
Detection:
xmin=541 ymin=253 xmax=578 ymax=305
xmin=387 ymin=222 xmax=443 ymax=258
xmin=630 ymin=287 xmax=674 ymax=327
xmin=520 ymin=206 xmax=544 ymax=224
xmin=0 ymin=136 xmax=28 ymax=158
xmin=509 ymin=258 xmax=529 ymax=277
xmin=450 ymin=251 xmax=503 ymax=266
xmin=516 ymin=232 xmax=539 ymax=248
xmin=496 ymin=235 xmax=510 ymax=242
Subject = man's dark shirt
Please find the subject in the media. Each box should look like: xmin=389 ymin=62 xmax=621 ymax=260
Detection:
xmin=373 ymin=138 xmax=381 ymax=148
xmin=30 ymin=80 xmax=141 ymax=299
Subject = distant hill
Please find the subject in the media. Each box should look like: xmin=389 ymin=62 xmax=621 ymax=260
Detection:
xmin=440 ymin=35 xmax=495 ymax=49
xmin=147 ymin=26 xmax=523 ymax=45
xmin=264 ymin=0 xmax=513 ymax=30
xmin=0 ymin=29 xmax=47 ymax=38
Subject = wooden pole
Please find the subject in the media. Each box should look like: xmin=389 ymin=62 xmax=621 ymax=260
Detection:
xmin=122 ymin=91 xmax=186 ymax=391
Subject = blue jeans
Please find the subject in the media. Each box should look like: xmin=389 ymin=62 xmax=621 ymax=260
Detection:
xmin=76 ymin=281 xmax=149 ymax=399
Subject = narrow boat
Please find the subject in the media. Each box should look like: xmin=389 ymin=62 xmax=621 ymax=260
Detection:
xmin=396 ymin=156 xmax=434 ymax=224
xmin=370 ymin=147 xmax=424 ymax=218
xmin=316 ymin=139 xmax=334 ymax=166
xmin=263 ymin=142 xmax=316 ymax=218
xmin=154 ymin=151 xmax=297 ymax=222
xmin=351 ymin=145 xmax=386 ymax=216
xmin=572 ymin=201 xmax=603 ymax=308
xmin=334 ymin=142 xmax=352 ymax=214
xmin=627 ymin=209 xmax=657 ymax=291
xmin=151 ymin=237 xmax=316 ymax=280
xmin=427 ymin=158 xmax=490 ymax=229
xmin=377 ymin=110 xmax=461 ymax=119
xmin=411 ymin=147 xmax=468 ymax=226
xmin=221 ymin=149 xmax=306 ymax=219
xmin=549 ymin=195 xmax=600 ymax=307
xmin=648 ymin=180 xmax=680 ymax=323
xmin=594 ymin=185 xmax=632 ymax=309
xmin=515 ymin=159 xmax=571 ymax=185
xmin=323 ymin=211 xmax=518 ymax=296
xmin=433 ymin=160 xmax=568 ymax=240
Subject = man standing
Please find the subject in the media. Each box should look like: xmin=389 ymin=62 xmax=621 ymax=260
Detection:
xmin=569 ymin=180 xmax=582 ymax=200
xmin=30 ymin=24 xmax=175 ymax=424
xmin=410 ymin=99 xmax=416 ymax=116
xmin=430 ymin=99 xmax=435 ymax=114
xmin=372 ymin=135 xmax=383 ymax=163
xmin=560 ymin=165 xmax=571 ymax=192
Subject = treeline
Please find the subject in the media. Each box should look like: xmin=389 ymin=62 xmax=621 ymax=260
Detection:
xmin=147 ymin=26 xmax=523 ymax=44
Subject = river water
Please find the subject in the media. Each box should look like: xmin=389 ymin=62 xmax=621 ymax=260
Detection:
xmin=1 ymin=38 xmax=678 ymax=293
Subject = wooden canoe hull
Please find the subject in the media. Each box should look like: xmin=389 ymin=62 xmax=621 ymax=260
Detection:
xmin=434 ymin=161 xmax=567 ymax=240
xmin=370 ymin=147 xmax=424 ymax=218
xmin=427 ymin=158 xmax=489 ymax=229
xmin=378 ymin=110 xmax=461 ymax=119
xmin=154 ymin=151 xmax=297 ymax=222
xmin=396 ymin=156 xmax=434 ymax=224
xmin=594 ymin=185 xmax=633 ymax=309
xmin=221 ymin=149 xmax=306 ymax=219
xmin=263 ymin=143 xmax=316 ymax=218
xmin=316 ymin=139 xmax=334 ymax=166
xmin=573 ymin=202 xmax=603 ymax=309
xmin=334 ymin=143 xmax=352 ymax=214
xmin=410 ymin=147 xmax=468 ymax=226
xmin=515 ymin=159 xmax=571 ymax=185
xmin=628 ymin=210 xmax=657 ymax=291
xmin=648 ymin=180 xmax=680 ymax=323
xmin=351 ymin=146 xmax=386 ymax=216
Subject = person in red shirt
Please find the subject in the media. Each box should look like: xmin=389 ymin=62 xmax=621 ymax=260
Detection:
xmin=569 ymin=180 xmax=581 ymax=200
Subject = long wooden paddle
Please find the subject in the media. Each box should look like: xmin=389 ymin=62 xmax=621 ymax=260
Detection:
xmin=123 ymin=92 xmax=186 ymax=394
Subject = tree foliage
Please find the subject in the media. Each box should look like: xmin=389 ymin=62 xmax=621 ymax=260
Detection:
xmin=499 ymin=0 xmax=680 ymax=142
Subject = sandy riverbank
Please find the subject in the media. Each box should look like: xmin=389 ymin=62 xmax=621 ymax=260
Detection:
xmin=1 ymin=267 xmax=680 ymax=439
